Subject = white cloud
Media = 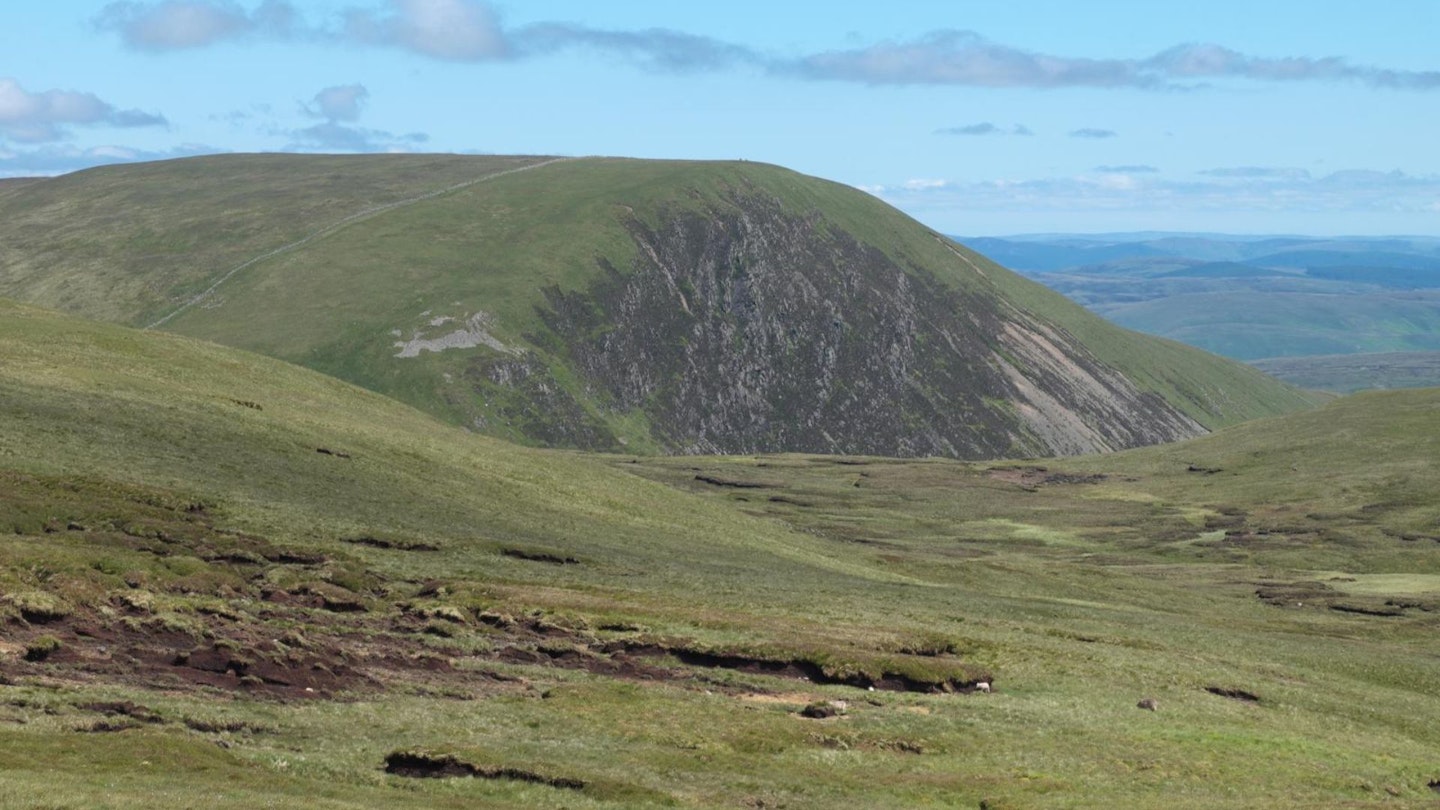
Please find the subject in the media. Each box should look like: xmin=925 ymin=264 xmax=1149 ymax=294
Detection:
xmin=95 ymin=0 xmax=298 ymax=50
xmin=0 ymin=78 xmax=167 ymax=143
xmin=784 ymin=31 xmax=1151 ymax=88
xmin=512 ymin=24 xmax=757 ymax=72
xmin=343 ymin=0 xmax=508 ymax=61
xmin=1089 ymin=173 xmax=1139 ymax=191
xmin=783 ymin=32 xmax=1440 ymax=91
xmin=287 ymin=83 xmax=425 ymax=152
xmin=0 ymin=143 xmax=217 ymax=176
xmin=89 ymin=4 xmax=1440 ymax=94
xmin=305 ymin=84 xmax=369 ymax=122
xmin=288 ymin=121 xmax=427 ymax=152
xmin=1201 ymin=166 xmax=1310 ymax=180
xmin=1149 ymin=43 xmax=1440 ymax=90
xmin=935 ymin=122 xmax=1034 ymax=137
xmin=866 ymin=168 xmax=1440 ymax=216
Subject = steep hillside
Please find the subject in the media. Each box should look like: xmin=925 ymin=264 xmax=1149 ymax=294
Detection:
xmin=0 ymin=155 xmax=1315 ymax=457
xmin=0 ymin=298 xmax=875 ymax=586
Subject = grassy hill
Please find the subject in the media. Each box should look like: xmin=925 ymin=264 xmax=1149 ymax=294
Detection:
xmin=0 ymin=155 xmax=1315 ymax=458
xmin=2 ymin=300 xmax=1439 ymax=807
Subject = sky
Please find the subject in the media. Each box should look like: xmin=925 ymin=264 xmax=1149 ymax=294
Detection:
xmin=3 ymin=0 xmax=1439 ymax=236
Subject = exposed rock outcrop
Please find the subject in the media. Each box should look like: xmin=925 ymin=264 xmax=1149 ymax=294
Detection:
xmin=535 ymin=192 xmax=1204 ymax=458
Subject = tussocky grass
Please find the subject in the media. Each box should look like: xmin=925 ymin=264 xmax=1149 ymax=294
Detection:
xmin=0 ymin=300 xmax=1437 ymax=808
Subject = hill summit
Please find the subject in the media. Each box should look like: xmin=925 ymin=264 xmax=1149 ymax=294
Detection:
xmin=0 ymin=154 xmax=1314 ymax=457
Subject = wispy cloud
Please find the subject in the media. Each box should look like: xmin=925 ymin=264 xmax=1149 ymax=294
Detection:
xmin=1069 ymin=128 xmax=1117 ymax=139
xmin=94 ymin=0 xmax=299 ymax=50
xmin=303 ymin=84 xmax=368 ymax=122
xmin=1095 ymin=165 xmax=1158 ymax=173
xmin=0 ymin=143 xmax=216 ymax=176
xmin=862 ymin=168 xmax=1440 ymax=216
xmin=939 ymin=123 xmax=1002 ymax=136
xmin=286 ymin=83 xmax=426 ymax=152
xmin=1149 ymin=44 xmax=1440 ymax=90
xmin=96 ymin=0 xmax=755 ymax=69
xmin=513 ymin=24 xmax=757 ymax=72
xmin=784 ymin=30 xmax=1156 ymax=88
xmin=936 ymin=122 xmax=1033 ymax=136
xmin=1200 ymin=166 xmax=1310 ymax=179
xmin=289 ymin=122 xmax=428 ymax=151
xmin=342 ymin=0 xmax=507 ymax=61
xmin=787 ymin=34 xmax=1440 ymax=91
xmin=92 ymin=2 xmax=1440 ymax=93
xmin=0 ymin=78 xmax=167 ymax=143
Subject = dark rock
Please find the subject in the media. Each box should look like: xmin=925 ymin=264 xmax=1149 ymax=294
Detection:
xmin=1205 ymin=686 xmax=1260 ymax=703
xmin=526 ymin=194 xmax=1207 ymax=459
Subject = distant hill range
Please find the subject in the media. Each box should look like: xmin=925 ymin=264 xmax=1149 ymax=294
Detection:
xmin=1250 ymin=351 xmax=1440 ymax=394
xmin=954 ymin=233 xmax=1440 ymax=381
xmin=958 ymin=233 xmax=1440 ymax=280
xmin=0 ymin=155 xmax=1313 ymax=458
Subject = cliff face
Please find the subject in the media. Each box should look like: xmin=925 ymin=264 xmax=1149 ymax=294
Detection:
xmin=533 ymin=192 xmax=1203 ymax=458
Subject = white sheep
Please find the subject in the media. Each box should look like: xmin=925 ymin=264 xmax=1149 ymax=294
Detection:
xmin=975 ymin=681 xmax=991 ymax=693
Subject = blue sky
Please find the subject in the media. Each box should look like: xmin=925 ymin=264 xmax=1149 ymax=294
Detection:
xmin=3 ymin=0 xmax=1438 ymax=235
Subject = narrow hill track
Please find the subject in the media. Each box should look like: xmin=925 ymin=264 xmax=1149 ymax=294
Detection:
xmin=145 ymin=156 xmax=573 ymax=329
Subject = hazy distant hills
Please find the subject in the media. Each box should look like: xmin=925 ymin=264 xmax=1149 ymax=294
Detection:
xmin=1250 ymin=352 xmax=1440 ymax=394
xmin=955 ymin=233 xmax=1440 ymax=390
xmin=0 ymin=155 xmax=1313 ymax=458
xmin=959 ymin=233 xmax=1440 ymax=276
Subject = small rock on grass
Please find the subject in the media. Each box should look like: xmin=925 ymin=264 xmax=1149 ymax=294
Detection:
xmin=800 ymin=700 xmax=848 ymax=719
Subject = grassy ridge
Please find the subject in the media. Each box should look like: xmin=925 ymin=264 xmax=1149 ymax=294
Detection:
xmin=0 ymin=154 xmax=544 ymax=326
xmin=1 ymin=300 xmax=1439 ymax=806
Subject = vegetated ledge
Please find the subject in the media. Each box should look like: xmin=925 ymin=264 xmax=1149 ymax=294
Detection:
xmin=607 ymin=639 xmax=992 ymax=694
xmin=501 ymin=547 xmax=579 ymax=565
xmin=381 ymin=749 xmax=672 ymax=804
xmin=384 ymin=750 xmax=584 ymax=789
xmin=339 ymin=535 xmax=441 ymax=552
xmin=693 ymin=474 xmax=775 ymax=489
xmin=1205 ymin=686 xmax=1261 ymax=703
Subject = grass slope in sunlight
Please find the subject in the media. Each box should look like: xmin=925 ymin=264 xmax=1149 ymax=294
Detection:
xmin=0 ymin=300 xmax=1436 ymax=808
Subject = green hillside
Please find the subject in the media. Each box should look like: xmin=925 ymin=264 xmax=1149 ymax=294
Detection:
xmin=0 ymin=155 xmax=1315 ymax=458
xmin=2 ymin=300 xmax=1438 ymax=807
xmin=0 ymin=154 xmax=543 ymax=325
